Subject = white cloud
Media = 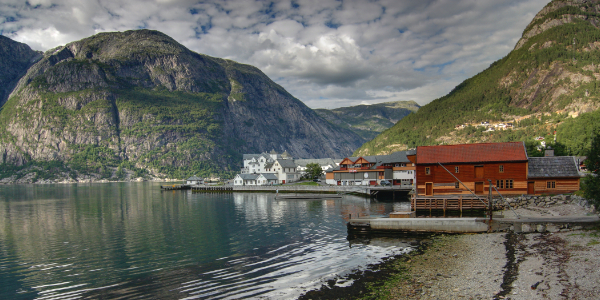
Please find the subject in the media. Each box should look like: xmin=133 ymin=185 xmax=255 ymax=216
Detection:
xmin=0 ymin=0 xmax=550 ymax=108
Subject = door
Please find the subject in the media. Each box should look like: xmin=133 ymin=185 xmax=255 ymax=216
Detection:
xmin=527 ymin=182 xmax=535 ymax=194
xmin=475 ymin=182 xmax=484 ymax=194
xmin=474 ymin=166 xmax=484 ymax=178
xmin=425 ymin=182 xmax=433 ymax=195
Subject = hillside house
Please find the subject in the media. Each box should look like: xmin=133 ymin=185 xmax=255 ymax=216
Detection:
xmin=408 ymin=142 xmax=529 ymax=196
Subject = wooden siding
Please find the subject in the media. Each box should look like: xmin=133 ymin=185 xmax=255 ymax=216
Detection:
xmin=416 ymin=162 xmax=529 ymax=196
xmin=531 ymin=178 xmax=580 ymax=195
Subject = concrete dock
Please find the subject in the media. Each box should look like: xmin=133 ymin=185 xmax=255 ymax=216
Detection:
xmin=348 ymin=215 xmax=600 ymax=234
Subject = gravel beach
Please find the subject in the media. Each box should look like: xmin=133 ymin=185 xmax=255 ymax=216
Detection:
xmin=377 ymin=204 xmax=600 ymax=300
xmin=299 ymin=203 xmax=600 ymax=300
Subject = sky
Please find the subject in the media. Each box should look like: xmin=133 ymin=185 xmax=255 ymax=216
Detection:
xmin=0 ymin=0 xmax=550 ymax=109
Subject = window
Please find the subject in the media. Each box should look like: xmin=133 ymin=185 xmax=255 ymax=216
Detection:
xmin=455 ymin=166 xmax=459 ymax=173
xmin=496 ymin=179 xmax=513 ymax=189
xmin=455 ymin=182 xmax=460 ymax=189
xmin=499 ymin=165 xmax=504 ymax=173
xmin=425 ymin=167 xmax=430 ymax=175
xmin=547 ymin=181 xmax=556 ymax=189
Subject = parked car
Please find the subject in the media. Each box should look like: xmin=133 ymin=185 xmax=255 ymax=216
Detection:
xmin=380 ymin=180 xmax=391 ymax=186
xmin=313 ymin=179 xmax=322 ymax=182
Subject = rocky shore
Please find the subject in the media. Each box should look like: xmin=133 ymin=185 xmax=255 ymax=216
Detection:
xmin=300 ymin=199 xmax=600 ymax=300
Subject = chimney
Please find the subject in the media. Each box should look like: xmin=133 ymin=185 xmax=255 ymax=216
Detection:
xmin=545 ymin=146 xmax=554 ymax=157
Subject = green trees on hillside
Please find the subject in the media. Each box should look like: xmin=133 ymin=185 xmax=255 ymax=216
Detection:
xmin=582 ymin=132 xmax=600 ymax=207
xmin=354 ymin=5 xmax=600 ymax=156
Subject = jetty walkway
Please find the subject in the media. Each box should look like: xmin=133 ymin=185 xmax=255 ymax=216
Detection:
xmin=347 ymin=215 xmax=600 ymax=234
xmin=161 ymin=184 xmax=413 ymax=198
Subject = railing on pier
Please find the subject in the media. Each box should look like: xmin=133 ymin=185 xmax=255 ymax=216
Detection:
xmin=411 ymin=195 xmax=488 ymax=213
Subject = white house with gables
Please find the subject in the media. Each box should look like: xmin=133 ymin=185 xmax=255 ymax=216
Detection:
xmin=234 ymin=173 xmax=260 ymax=186
xmin=235 ymin=150 xmax=324 ymax=186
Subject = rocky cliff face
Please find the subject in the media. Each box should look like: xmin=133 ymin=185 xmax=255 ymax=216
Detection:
xmin=0 ymin=30 xmax=363 ymax=179
xmin=0 ymin=36 xmax=41 ymax=107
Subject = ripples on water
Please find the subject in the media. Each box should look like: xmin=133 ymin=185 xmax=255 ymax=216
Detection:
xmin=0 ymin=183 xmax=417 ymax=299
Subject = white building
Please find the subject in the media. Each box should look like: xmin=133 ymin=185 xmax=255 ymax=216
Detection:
xmin=186 ymin=175 xmax=203 ymax=185
xmin=236 ymin=150 xmax=299 ymax=185
xmin=234 ymin=173 xmax=260 ymax=186
xmin=295 ymin=158 xmax=339 ymax=177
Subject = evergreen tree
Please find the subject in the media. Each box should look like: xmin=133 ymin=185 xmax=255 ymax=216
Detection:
xmin=582 ymin=132 xmax=600 ymax=207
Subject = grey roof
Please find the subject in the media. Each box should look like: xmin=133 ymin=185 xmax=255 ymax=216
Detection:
xmin=237 ymin=174 xmax=260 ymax=180
xmin=243 ymin=153 xmax=270 ymax=160
xmin=259 ymin=173 xmax=279 ymax=180
xmin=187 ymin=176 xmax=203 ymax=181
xmin=277 ymin=159 xmax=297 ymax=168
xmin=528 ymin=156 xmax=580 ymax=178
xmin=329 ymin=165 xmax=341 ymax=172
xmin=294 ymin=158 xmax=337 ymax=167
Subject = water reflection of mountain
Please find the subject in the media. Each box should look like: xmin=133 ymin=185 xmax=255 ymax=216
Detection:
xmin=0 ymin=184 xmax=415 ymax=299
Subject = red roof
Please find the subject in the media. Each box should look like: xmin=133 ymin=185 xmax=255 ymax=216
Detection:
xmin=417 ymin=142 xmax=527 ymax=164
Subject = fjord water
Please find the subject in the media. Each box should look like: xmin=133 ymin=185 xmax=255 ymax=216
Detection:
xmin=0 ymin=182 xmax=413 ymax=299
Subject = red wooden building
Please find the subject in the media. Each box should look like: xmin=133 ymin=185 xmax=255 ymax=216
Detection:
xmin=407 ymin=142 xmax=529 ymax=196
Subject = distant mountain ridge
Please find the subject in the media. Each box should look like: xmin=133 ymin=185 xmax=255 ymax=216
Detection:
xmin=0 ymin=30 xmax=364 ymax=182
xmin=355 ymin=0 xmax=600 ymax=157
xmin=315 ymin=101 xmax=420 ymax=141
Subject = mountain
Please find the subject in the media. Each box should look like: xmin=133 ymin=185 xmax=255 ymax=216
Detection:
xmin=0 ymin=30 xmax=364 ymax=182
xmin=315 ymin=101 xmax=420 ymax=141
xmin=355 ymin=0 xmax=600 ymax=157
xmin=0 ymin=36 xmax=42 ymax=107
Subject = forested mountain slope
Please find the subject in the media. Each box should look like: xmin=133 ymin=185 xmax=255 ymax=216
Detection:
xmin=355 ymin=0 xmax=600 ymax=157
xmin=0 ymin=30 xmax=364 ymax=182
xmin=315 ymin=101 xmax=420 ymax=141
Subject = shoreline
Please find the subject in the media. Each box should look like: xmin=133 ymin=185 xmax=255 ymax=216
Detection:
xmin=298 ymin=203 xmax=600 ymax=300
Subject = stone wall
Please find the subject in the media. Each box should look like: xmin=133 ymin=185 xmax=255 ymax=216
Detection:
xmin=493 ymin=194 xmax=595 ymax=212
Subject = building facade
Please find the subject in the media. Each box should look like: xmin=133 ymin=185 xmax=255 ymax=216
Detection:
xmin=408 ymin=142 xmax=529 ymax=196
xmin=330 ymin=151 xmax=415 ymax=186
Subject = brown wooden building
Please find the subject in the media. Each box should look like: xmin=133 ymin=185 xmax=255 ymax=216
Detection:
xmin=408 ymin=142 xmax=529 ymax=196
xmin=527 ymin=156 xmax=580 ymax=194
xmin=330 ymin=151 xmax=415 ymax=186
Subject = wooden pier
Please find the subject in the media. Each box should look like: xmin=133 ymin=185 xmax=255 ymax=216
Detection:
xmin=411 ymin=195 xmax=488 ymax=213
xmin=161 ymin=184 xmax=191 ymax=191
xmin=191 ymin=186 xmax=234 ymax=193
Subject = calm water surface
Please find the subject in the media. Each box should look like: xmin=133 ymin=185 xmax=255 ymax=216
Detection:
xmin=0 ymin=182 xmax=415 ymax=299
